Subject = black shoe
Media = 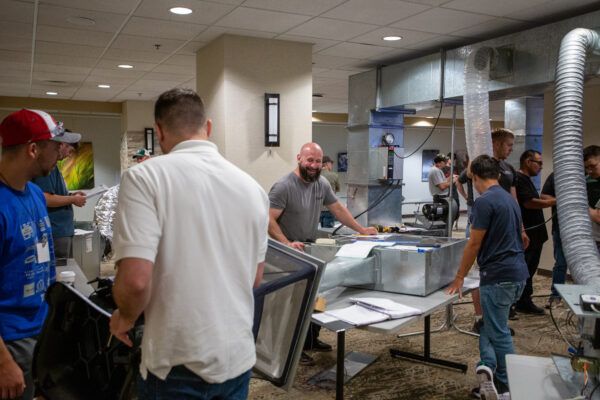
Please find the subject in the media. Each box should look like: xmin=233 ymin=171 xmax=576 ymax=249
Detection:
xmin=309 ymin=339 xmax=333 ymax=352
xmin=472 ymin=319 xmax=483 ymax=334
xmin=515 ymin=302 xmax=545 ymax=315
xmin=509 ymin=327 xmax=515 ymax=336
xmin=299 ymin=352 xmax=315 ymax=366
xmin=509 ymin=305 xmax=518 ymax=320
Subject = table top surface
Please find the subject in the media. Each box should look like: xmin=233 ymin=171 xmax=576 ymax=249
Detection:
xmin=506 ymin=355 xmax=576 ymax=400
xmin=56 ymin=258 xmax=95 ymax=297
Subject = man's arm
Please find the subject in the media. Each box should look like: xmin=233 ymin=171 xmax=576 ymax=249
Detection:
xmin=327 ymin=201 xmax=377 ymax=235
xmin=446 ymin=228 xmax=486 ymax=297
xmin=254 ymin=262 xmax=265 ymax=288
xmin=522 ymin=197 xmax=556 ymax=209
xmin=110 ymin=257 xmax=153 ymax=346
xmin=268 ymin=208 xmax=305 ymax=251
xmin=43 ymin=192 xmax=87 ymax=208
xmin=590 ymin=207 xmax=600 ymax=224
xmin=0 ymin=337 xmax=25 ymax=399
xmin=456 ymin=180 xmax=468 ymax=201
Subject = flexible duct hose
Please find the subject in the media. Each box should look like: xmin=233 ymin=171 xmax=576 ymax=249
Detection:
xmin=463 ymin=47 xmax=493 ymax=159
xmin=554 ymin=28 xmax=600 ymax=285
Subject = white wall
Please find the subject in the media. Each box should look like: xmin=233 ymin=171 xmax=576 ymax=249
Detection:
xmin=312 ymin=123 xmax=348 ymax=201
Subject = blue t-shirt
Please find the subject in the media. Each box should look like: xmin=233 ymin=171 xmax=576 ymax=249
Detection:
xmin=0 ymin=182 xmax=56 ymax=341
xmin=32 ymin=166 xmax=74 ymax=238
xmin=470 ymin=185 xmax=529 ymax=285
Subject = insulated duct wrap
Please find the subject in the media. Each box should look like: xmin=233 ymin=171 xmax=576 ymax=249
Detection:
xmin=553 ymin=28 xmax=600 ymax=285
xmin=463 ymin=47 xmax=493 ymax=159
xmin=318 ymin=256 xmax=374 ymax=292
xmin=94 ymin=185 xmax=119 ymax=241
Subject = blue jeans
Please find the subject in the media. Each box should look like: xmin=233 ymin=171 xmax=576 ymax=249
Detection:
xmin=479 ymin=281 xmax=525 ymax=387
xmin=320 ymin=210 xmax=335 ymax=228
xmin=550 ymin=230 xmax=568 ymax=298
xmin=465 ymin=205 xmax=472 ymax=239
xmin=138 ymin=367 xmax=251 ymax=400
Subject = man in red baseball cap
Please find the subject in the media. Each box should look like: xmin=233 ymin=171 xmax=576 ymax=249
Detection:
xmin=0 ymin=109 xmax=79 ymax=400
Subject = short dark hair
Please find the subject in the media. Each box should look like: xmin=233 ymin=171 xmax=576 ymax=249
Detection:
xmin=154 ymin=88 xmax=206 ymax=135
xmin=491 ymin=128 xmax=514 ymax=143
xmin=470 ymin=155 xmax=500 ymax=180
xmin=584 ymin=145 xmax=600 ymax=161
xmin=433 ymin=154 xmax=447 ymax=164
xmin=519 ymin=149 xmax=540 ymax=167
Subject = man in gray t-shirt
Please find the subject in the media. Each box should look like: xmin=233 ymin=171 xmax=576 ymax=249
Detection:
xmin=428 ymin=154 xmax=452 ymax=200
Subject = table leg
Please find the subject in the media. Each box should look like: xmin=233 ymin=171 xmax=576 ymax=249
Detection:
xmin=336 ymin=330 xmax=345 ymax=400
xmin=390 ymin=315 xmax=468 ymax=373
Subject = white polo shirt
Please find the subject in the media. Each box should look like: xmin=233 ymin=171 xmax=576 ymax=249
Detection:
xmin=113 ymin=139 xmax=269 ymax=383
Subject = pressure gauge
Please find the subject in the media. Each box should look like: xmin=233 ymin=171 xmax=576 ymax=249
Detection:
xmin=383 ymin=133 xmax=395 ymax=145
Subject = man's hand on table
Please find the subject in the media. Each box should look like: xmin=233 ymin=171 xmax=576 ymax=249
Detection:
xmin=446 ymin=276 xmax=464 ymax=298
xmin=359 ymin=226 xmax=378 ymax=235
xmin=287 ymin=241 xmax=305 ymax=251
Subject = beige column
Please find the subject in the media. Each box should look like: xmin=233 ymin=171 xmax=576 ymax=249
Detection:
xmin=196 ymin=34 xmax=313 ymax=190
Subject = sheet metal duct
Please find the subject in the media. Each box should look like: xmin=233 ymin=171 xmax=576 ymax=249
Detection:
xmin=552 ymin=28 xmax=600 ymax=286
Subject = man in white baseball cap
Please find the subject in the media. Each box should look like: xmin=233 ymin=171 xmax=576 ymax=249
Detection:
xmin=0 ymin=109 xmax=79 ymax=400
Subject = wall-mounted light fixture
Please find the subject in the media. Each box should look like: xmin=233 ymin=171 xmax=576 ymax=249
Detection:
xmin=265 ymin=93 xmax=280 ymax=147
xmin=144 ymin=127 xmax=155 ymax=154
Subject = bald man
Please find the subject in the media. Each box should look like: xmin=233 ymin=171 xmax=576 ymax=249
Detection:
xmin=268 ymin=142 xmax=376 ymax=364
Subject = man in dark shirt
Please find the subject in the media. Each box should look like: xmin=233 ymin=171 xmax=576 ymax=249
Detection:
xmin=448 ymin=155 xmax=528 ymax=399
xmin=515 ymin=150 xmax=555 ymax=314
xmin=585 ymin=145 xmax=600 ymax=250
xmin=541 ymin=172 xmax=565 ymax=307
xmin=492 ymin=128 xmax=518 ymax=196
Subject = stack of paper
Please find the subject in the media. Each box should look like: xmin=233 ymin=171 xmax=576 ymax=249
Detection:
xmin=324 ymin=305 xmax=390 ymax=326
xmin=350 ymin=297 xmax=422 ymax=319
xmin=335 ymin=241 xmax=397 ymax=258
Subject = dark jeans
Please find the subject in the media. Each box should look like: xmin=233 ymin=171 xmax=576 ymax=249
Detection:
xmin=319 ymin=211 xmax=335 ymax=228
xmin=138 ymin=366 xmax=251 ymax=400
xmin=53 ymin=236 xmax=72 ymax=259
xmin=5 ymin=337 xmax=37 ymax=400
xmin=517 ymin=243 xmax=543 ymax=306
xmin=304 ymin=322 xmax=322 ymax=349
xmin=550 ymin=230 xmax=568 ymax=298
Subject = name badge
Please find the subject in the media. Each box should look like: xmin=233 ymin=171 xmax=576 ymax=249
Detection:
xmin=36 ymin=241 xmax=50 ymax=263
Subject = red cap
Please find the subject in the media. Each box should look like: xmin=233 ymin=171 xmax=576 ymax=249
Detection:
xmin=0 ymin=109 xmax=80 ymax=147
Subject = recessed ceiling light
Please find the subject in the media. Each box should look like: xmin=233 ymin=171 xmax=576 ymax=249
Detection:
xmin=98 ymin=84 xmax=111 ymax=88
xmin=312 ymin=110 xmax=316 ymax=113
xmin=169 ymin=7 xmax=192 ymax=15
xmin=67 ymin=16 xmax=96 ymax=26
xmin=118 ymin=64 xmax=134 ymax=69
xmin=383 ymin=35 xmax=402 ymax=41
xmin=46 ymin=91 xmax=58 ymax=96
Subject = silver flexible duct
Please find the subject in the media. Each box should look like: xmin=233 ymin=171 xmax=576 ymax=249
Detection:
xmin=553 ymin=28 xmax=600 ymax=285
xmin=463 ymin=47 xmax=493 ymax=160
xmin=94 ymin=184 xmax=120 ymax=241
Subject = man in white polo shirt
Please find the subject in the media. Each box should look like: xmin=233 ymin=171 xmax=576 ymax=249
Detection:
xmin=109 ymin=88 xmax=269 ymax=399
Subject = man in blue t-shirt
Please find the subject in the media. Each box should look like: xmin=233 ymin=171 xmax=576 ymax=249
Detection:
xmin=32 ymin=130 xmax=85 ymax=259
xmin=447 ymin=155 xmax=528 ymax=399
xmin=0 ymin=109 xmax=80 ymax=400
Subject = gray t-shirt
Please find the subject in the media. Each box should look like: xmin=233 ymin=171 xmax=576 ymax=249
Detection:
xmin=269 ymin=172 xmax=338 ymax=242
xmin=428 ymin=165 xmax=448 ymax=196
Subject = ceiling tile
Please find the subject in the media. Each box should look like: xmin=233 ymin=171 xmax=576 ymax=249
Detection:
xmin=286 ymin=18 xmax=378 ymax=41
xmin=0 ymin=49 xmax=30 ymax=63
xmin=0 ymin=21 xmax=32 ymax=39
xmin=144 ymin=72 xmax=193 ymax=81
xmin=403 ymin=0 xmax=453 ymax=5
xmin=367 ymin=48 xmax=418 ymax=63
xmin=112 ymin=91 xmax=162 ymax=101
xmin=40 ymin=0 xmax=140 ymax=15
xmin=33 ymin=71 xmax=86 ymax=84
xmin=178 ymin=41 xmax=207 ymax=54
xmin=30 ymin=86 xmax=78 ymax=98
xmin=442 ymin=0 xmax=548 ymax=18
xmin=350 ymin=27 xmax=438 ymax=48
xmin=402 ymin=34 xmax=464 ymax=50
xmin=0 ymin=35 xmax=31 ymax=52
xmin=215 ymin=7 xmax=311 ymax=33
xmin=200 ymin=0 xmax=244 ymax=4
xmin=390 ymin=8 xmax=495 ymax=34
xmin=88 ymin=67 xmax=146 ymax=80
xmin=163 ymin=54 xmax=195 ymax=66
xmin=322 ymin=0 xmax=430 ymax=25
xmin=505 ymin=0 xmax=600 ymax=21
xmin=72 ymin=89 xmax=122 ymax=101
xmin=0 ymin=0 xmax=35 ymax=24
xmin=95 ymin=59 xmax=156 ymax=71
xmin=36 ymin=25 xmax=113 ymax=47
xmin=111 ymin=34 xmax=186 ymax=54
xmin=103 ymin=48 xmax=166 ymax=63
xmin=317 ymin=42 xmax=396 ymax=59
xmin=451 ymin=17 xmax=531 ymax=38
xmin=35 ymin=41 xmax=104 ymax=58
xmin=312 ymin=54 xmax=362 ymax=69
xmin=275 ymin=34 xmax=340 ymax=52
xmin=313 ymin=69 xmax=359 ymax=80
xmin=194 ymin=26 xmax=276 ymax=43
xmin=242 ymin=0 xmax=346 ymax=16
xmin=37 ymin=4 xmax=127 ymax=33
xmin=134 ymin=0 xmax=235 ymax=25
xmin=1 ymin=67 xmax=29 ymax=79
xmin=122 ymin=17 xmax=206 ymax=41
xmin=36 ymin=52 xmax=98 ymax=67
xmin=153 ymin=64 xmax=195 ymax=75
xmin=35 ymin=64 xmax=92 ymax=75
xmin=127 ymin=79 xmax=186 ymax=90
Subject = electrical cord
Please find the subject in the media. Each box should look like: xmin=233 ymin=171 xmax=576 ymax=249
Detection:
xmin=549 ymin=303 xmax=576 ymax=348
xmin=331 ymin=179 xmax=400 ymax=236
xmin=589 ymin=381 xmax=600 ymax=399
xmin=394 ymin=101 xmax=445 ymax=160
xmin=523 ymin=211 xmax=554 ymax=232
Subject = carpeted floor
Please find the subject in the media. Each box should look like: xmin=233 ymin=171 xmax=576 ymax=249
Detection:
xmin=249 ymin=274 xmax=573 ymax=399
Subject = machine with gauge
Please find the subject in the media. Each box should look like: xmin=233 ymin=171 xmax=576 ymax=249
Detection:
xmin=377 ymin=132 xmax=403 ymax=182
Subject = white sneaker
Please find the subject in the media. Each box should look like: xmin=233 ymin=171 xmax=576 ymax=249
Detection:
xmin=476 ymin=364 xmax=498 ymax=400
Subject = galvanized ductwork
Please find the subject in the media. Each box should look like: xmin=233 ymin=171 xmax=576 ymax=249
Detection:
xmin=553 ymin=28 xmax=600 ymax=285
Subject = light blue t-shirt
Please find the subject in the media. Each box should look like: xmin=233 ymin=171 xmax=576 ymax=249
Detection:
xmin=32 ymin=166 xmax=74 ymax=238
xmin=0 ymin=181 xmax=55 ymax=341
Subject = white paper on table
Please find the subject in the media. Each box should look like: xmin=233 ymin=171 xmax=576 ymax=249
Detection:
xmin=350 ymin=297 xmax=422 ymax=319
xmin=325 ymin=305 xmax=389 ymax=326
xmin=312 ymin=312 xmax=338 ymax=324
xmin=74 ymin=229 xmax=94 ymax=235
xmin=389 ymin=245 xmax=432 ymax=252
xmin=335 ymin=241 xmax=396 ymax=258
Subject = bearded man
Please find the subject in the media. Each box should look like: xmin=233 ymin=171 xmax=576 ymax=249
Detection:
xmin=268 ymin=142 xmax=376 ymax=365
